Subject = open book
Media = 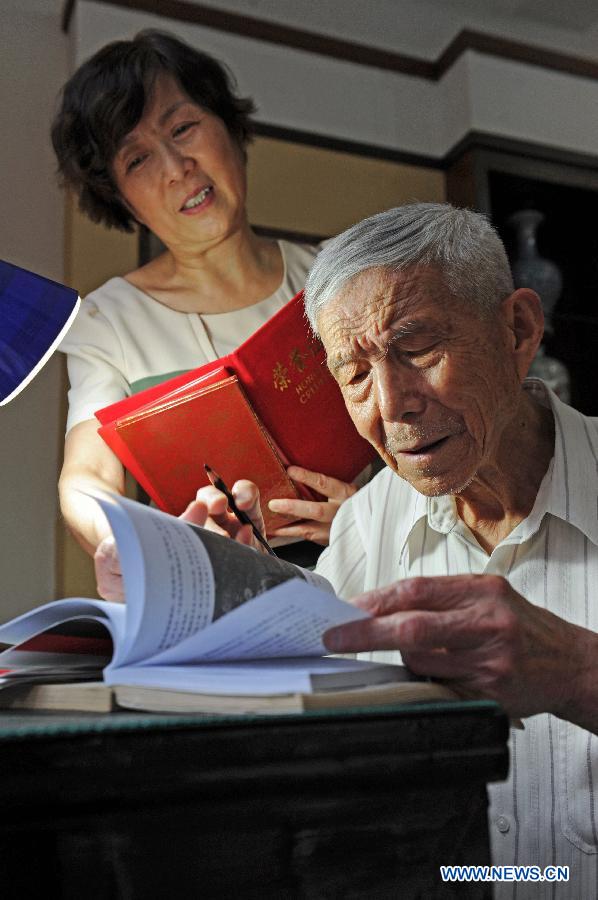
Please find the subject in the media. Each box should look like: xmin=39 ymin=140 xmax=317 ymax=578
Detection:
xmin=0 ymin=493 xmax=456 ymax=714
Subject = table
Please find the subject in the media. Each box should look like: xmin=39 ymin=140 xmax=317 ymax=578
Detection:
xmin=0 ymin=700 xmax=508 ymax=899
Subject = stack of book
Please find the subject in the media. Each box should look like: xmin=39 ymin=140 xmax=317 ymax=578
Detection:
xmin=0 ymin=491 xmax=456 ymax=714
xmin=95 ymin=291 xmax=377 ymax=532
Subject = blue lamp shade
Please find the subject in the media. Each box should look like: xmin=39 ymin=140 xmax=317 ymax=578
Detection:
xmin=0 ymin=260 xmax=80 ymax=406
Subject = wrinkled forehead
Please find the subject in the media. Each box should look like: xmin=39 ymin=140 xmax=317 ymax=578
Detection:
xmin=316 ymin=265 xmax=446 ymax=348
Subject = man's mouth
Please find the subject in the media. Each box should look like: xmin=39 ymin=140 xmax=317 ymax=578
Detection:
xmin=181 ymin=185 xmax=213 ymax=210
xmin=399 ymin=435 xmax=451 ymax=455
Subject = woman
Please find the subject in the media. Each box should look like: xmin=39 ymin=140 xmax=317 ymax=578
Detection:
xmin=53 ymin=30 xmax=356 ymax=585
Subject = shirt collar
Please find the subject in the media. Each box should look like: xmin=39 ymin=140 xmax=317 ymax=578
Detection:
xmin=397 ymin=489 xmax=428 ymax=567
xmin=398 ymin=378 xmax=598 ymax=560
xmin=524 ymin=378 xmax=598 ymax=547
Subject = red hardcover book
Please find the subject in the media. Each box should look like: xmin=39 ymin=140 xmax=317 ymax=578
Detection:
xmin=104 ymin=373 xmax=304 ymax=533
xmin=96 ymin=290 xmax=376 ymax=506
xmin=97 ymin=367 xmax=230 ymax=505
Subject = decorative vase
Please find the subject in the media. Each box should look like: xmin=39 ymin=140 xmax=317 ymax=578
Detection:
xmin=508 ymin=209 xmax=570 ymax=403
xmin=527 ymin=344 xmax=570 ymax=404
xmin=508 ymin=209 xmax=562 ymax=334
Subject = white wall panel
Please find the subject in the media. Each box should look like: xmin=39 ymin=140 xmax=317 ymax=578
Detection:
xmin=468 ymin=52 xmax=598 ymax=156
xmin=73 ymin=2 xmax=442 ymax=155
xmin=72 ymin=1 xmax=598 ymax=160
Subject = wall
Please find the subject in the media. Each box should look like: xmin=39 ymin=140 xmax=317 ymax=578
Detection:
xmin=71 ymin=1 xmax=598 ymax=159
xmin=0 ymin=6 xmax=67 ymax=620
xmin=70 ymin=1 xmax=438 ymax=156
xmin=247 ymin=139 xmax=445 ymax=237
xmin=194 ymin=0 xmax=598 ymax=57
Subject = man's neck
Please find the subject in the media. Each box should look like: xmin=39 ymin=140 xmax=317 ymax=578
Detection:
xmin=454 ymin=392 xmax=555 ymax=554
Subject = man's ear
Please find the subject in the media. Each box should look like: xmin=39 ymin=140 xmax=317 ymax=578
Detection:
xmin=500 ymin=288 xmax=544 ymax=381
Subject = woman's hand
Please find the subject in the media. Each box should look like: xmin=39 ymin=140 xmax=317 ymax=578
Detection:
xmin=267 ymin=466 xmax=358 ymax=546
xmin=59 ymin=420 xmax=126 ymax=557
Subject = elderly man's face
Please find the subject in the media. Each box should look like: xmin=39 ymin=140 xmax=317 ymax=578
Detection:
xmin=319 ymin=266 xmax=524 ymax=496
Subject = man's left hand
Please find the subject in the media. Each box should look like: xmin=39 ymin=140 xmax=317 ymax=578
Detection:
xmin=268 ymin=466 xmax=357 ymax=546
xmin=324 ymin=574 xmax=598 ymax=722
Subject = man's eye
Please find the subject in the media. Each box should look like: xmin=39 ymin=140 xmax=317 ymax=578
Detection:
xmin=402 ymin=343 xmax=439 ymax=359
xmin=347 ymin=371 xmax=369 ymax=387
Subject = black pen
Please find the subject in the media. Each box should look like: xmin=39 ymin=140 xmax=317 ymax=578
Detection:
xmin=204 ymin=464 xmax=277 ymax=556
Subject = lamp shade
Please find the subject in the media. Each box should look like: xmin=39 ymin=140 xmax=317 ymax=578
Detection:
xmin=0 ymin=260 xmax=80 ymax=406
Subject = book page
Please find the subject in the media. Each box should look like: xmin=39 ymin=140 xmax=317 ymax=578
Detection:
xmin=300 ymin=568 xmax=335 ymax=593
xmin=92 ymin=493 xmax=216 ymax=668
xmin=138 ymin=578 xmax=367 ymax=665
xmin=89 ymin=492 xmax=336 ymax=671
xmin=187 ymin=525 xmax=331 ymax=619
xmin=0 ymin=599 xmax=124 ymax=678
xmin=0 ymin=598 xmax=120 ymax=646
xmin=108 ymin=657 xmax=401 ymax=695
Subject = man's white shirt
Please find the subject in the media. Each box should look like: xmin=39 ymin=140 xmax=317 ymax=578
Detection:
xmin=316 ymin=379 xmax=598 ymax=898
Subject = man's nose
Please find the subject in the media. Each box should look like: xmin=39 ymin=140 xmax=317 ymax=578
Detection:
xmin=374 ymin=359 xmax=425 ymax=422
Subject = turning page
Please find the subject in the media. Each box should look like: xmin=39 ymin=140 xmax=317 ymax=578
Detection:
xmin=90 ymin=492 xmax=330 ymax=670
xmin=133 ymin=577 xmax=367 ymax=666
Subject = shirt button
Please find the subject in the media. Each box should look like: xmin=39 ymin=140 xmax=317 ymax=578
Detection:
xmin=496 ymin=815 xmax=510 ymax=833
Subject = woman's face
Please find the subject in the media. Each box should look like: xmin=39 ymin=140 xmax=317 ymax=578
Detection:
xmin=111 ymin=72 xmax=247 ymax=251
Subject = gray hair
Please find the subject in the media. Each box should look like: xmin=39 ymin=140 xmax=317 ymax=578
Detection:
xmin=304 ymin=203 xmax=514 ymax=333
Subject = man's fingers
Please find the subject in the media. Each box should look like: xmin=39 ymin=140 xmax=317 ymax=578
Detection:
xmin=232 ymin=479 xmax=266 ymax=537
xmin=401 ymin=648 xmax=483 ymax=680
xmin=286 ymin=466 xmax=357 ymax=501
xmin=235 ymin=523 xmax=257 ymax=547
xmin=324 ymin=614 xmax=409 ymax=653
xmin=269 ymin=497 xmax=332 ymax=522
xmin=180 ymin=499 xmax=209 ymax=527
xmin=270 ymin=522 xmax=330 ymax=546
xmin=266 ymin=470 xmax=355 ymax=545
xmin=350 ymin=574 xmax=513 ymax=616
xmin=231 ymin=479 xmax=261 ymax=510
xmin=324 ymin=608 xmax=493 ymax=654
xmin=205 ymin=513 xmax=242 ymax=538
xmin=195 ymin=485 xmax=230 ymax=514
xmin=186 ymin=480 xmax=265 ymax=546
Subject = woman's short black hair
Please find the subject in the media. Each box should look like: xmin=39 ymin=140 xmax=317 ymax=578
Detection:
xmin=51 ymin=30 xmax=256 ymax=232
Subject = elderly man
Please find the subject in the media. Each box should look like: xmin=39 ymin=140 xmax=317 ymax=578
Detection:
xmin=98 ymin=203 xmax=598 ymax=894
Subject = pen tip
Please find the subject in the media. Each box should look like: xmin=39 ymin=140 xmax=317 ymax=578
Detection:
xmin=204 ymin=463 xmax=211 ymax=473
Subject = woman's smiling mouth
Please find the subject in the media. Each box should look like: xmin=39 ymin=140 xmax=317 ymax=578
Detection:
xmin=180 ymin=185 xmax=213 ymax=212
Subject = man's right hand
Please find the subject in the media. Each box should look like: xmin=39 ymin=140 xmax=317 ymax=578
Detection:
xmin=181 ymin=479 xmax=266 ymax=550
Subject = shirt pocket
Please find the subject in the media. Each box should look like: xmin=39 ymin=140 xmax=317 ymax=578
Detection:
xmin=559 ymin=718 xmax=598 ymax=853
